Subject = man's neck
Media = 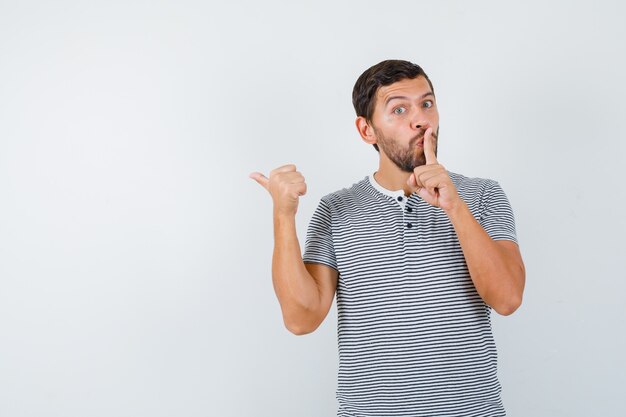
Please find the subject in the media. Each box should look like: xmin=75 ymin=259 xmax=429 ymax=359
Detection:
xmin=373 ymin=156 xmax=414 ymax=197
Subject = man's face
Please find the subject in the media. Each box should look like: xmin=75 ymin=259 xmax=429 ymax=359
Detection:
xmin=370 ymin=76 xmax=440 ymax=172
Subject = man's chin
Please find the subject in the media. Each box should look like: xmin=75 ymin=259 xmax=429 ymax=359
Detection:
xmin=399 ymin=164 xmax=424 ymax=173
xmin=404 ymin=159 xmax=426 ymax=172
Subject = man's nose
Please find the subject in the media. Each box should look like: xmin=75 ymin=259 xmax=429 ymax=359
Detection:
xmin=412 ymin=116 xmax=429 ymax=131
xmin=410 ymin=108 xmax=428 ymax=131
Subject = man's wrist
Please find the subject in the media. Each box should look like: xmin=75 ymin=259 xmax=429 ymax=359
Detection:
xmin=273 ymin=209 xmax=297 ymax=222
xmin=443 ymin=198 xmax=470 ymax=223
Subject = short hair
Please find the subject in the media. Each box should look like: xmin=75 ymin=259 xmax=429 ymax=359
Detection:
xmin=352 ymin=60 xmax=434 ymax=151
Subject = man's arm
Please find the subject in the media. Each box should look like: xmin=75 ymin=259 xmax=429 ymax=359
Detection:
xmin=251 ymin=165 xmax=338 ymax=334
xmin=408 ymin=128 xmax=525 ymax=316
xmin=445 ymin=203 xmax=525 ymax=315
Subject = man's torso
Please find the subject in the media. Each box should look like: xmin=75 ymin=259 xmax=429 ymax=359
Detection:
xmin=304 ymin=172 xmax=517 ymax=417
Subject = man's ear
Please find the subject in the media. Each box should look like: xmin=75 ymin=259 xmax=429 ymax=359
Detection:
xmin=355 ymin=116 xmax=377 ymax=146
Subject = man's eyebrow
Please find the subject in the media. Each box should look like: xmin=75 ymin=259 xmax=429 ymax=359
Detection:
xmin=384 ymin=92 xmax=434 ymax=106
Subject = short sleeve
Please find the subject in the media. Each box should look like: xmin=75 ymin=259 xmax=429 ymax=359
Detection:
xmin=302 ymin=198 xmax=337 ymax=271
xmin=479 ymin=181 xmax=518 ymax=244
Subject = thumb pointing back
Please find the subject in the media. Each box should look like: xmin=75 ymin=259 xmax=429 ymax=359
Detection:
xmin=249 ymin=172 xmax=270 ymax=190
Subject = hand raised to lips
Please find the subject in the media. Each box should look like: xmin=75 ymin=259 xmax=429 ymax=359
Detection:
xmin=407 ymin=127 xmax=462 ymax=212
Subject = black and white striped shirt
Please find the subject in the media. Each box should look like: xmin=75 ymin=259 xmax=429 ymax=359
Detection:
xmin=303 ymin=172 xmax=517 ymax=417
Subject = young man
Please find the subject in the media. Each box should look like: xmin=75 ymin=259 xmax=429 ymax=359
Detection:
xmin=250 ymin=60 xmax=525 ymax=417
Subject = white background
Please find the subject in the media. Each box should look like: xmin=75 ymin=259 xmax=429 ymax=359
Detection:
xmin=1 ymin=1 xmax=625 ymax=416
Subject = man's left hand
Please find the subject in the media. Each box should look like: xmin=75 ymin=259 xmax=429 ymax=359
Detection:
xmin=408 ymin=127 xmax=462 ymax=212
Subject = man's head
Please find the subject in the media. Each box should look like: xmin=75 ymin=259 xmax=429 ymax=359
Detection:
xmin=353 ymin=60 xmax=439 ymax=172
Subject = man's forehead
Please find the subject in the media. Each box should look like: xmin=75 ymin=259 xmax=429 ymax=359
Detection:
xmin=376 ymin=77 xmax=433 ymax=103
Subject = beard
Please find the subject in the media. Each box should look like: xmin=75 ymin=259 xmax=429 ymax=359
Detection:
xmin=373 ymin=126 xmax=439 ymax=173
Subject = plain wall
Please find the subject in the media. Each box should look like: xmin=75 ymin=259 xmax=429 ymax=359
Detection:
xmin=1 ymin=1 xmax=625 ymax=416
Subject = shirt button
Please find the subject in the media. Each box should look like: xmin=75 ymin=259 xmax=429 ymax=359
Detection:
xmin=397 ymin=196 xmax=403 ymax=202
xmin=406 ymin=223 xmax=413 ymax=229
xmin=406 ymin=206 xmax=413 ymax=213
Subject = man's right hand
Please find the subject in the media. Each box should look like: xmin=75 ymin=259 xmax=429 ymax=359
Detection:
xmin=250 ymin=165 xmax=337 ymax=335
xmin=249 ymin=164 xmax=307 ymax=216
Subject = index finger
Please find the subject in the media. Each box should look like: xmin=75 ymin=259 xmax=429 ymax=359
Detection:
xmin=424 ymin=127 xmax=437 ymax=165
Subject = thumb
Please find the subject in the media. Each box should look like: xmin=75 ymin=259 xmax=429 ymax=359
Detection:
xmin=249 ymin=172 xmax=270 ymax=190
xmin=407 ymin=173 xmax=418 ymax=189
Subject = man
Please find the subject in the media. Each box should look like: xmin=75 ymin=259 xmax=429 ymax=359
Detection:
xmin=250 ymin=60 xmax=525 ymax=417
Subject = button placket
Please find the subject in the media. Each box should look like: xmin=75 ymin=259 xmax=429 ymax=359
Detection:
xmin=404 ymin=196 xmax=423 ymax=236
xmin=405 ymin=199 xmax=414 ymax=230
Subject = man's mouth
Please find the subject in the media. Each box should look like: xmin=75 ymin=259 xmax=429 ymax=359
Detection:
xmin=411 ymin=133 xmax=425 ymax=148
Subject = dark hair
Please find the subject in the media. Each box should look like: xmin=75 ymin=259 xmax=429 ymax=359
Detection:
xmin=352 ymin=60 xmax=434 ymax=151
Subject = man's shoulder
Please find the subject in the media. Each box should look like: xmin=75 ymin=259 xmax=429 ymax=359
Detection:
xmin=320 ymin=176 xmax=370 ymax=200
xmin=449 ymin=171 xmax=502 ymax=197
xmin=314 ymin=176 xmax=379 ymax=212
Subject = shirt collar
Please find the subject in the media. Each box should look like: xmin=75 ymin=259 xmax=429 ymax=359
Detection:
xmin=368 ymin=173 xmax=409 ymax=209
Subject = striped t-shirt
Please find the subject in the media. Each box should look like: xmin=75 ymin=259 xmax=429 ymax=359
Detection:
xmin=303 ymin=172 xmax=517 ymax=417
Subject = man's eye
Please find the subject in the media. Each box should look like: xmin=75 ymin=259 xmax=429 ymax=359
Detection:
xmin=423 ymin=100 xmax=433 ymax=108
xmin=393 ymin=107 xmax=406 ymax=115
